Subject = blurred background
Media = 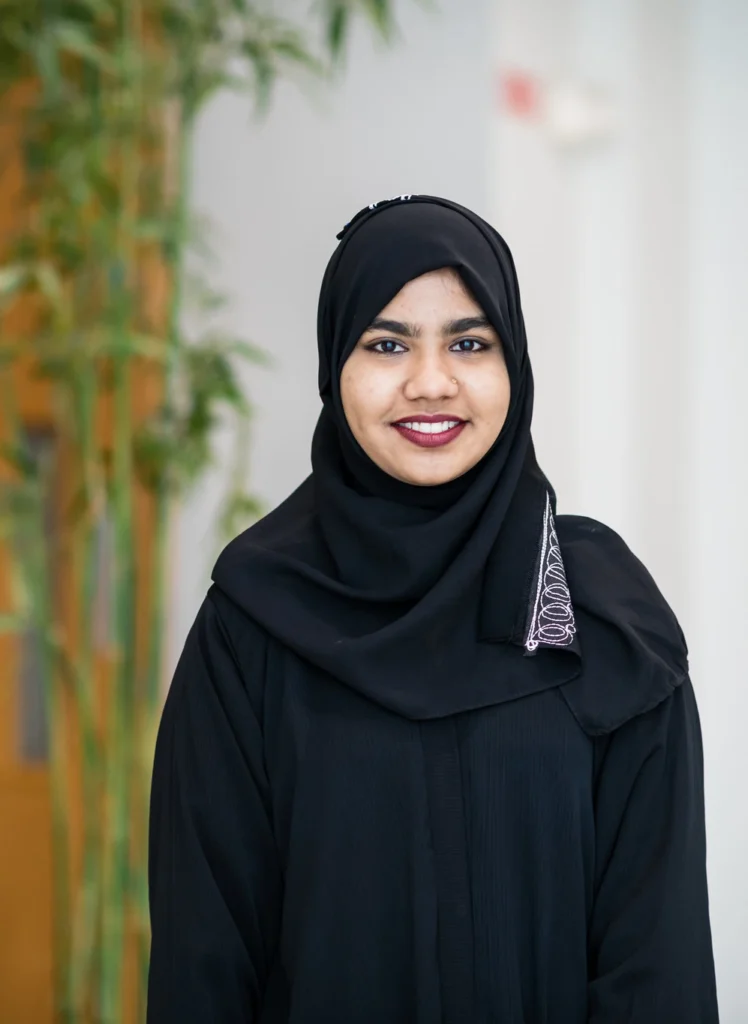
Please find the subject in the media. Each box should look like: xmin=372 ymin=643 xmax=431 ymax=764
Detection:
xmin=1 ymin=0 xmax=746 ymax=1021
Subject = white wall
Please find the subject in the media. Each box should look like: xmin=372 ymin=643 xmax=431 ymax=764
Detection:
xmin=491 ymin=0 xmax=748 ymax=1017
xmin=686 ymin=0 xmax=748 ymax=1014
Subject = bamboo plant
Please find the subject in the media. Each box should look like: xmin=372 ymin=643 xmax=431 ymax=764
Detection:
xmin=0 ymin=2 xmax=406 ymax=1022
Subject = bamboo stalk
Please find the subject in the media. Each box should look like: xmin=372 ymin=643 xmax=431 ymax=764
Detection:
xmin=100 ymin=355 xmax=135 ymax=1024
xmin=66 ymin=55 xmax=111 ymax=1024
xmin=100 ymin=5 xmax=141 ymax=1019
xmin=33 ymin=482 xmax=75 ymax=1024
xmin=66 ymin=362 xmax=105 ymax=1021
xmin=100 ymin=324 xmax=138 ymax=1023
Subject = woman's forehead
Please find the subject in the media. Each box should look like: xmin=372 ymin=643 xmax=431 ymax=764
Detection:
xmin=375 ymin=270 xmax=487 ymax=321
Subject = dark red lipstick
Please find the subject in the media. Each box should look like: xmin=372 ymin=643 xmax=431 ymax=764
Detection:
xmin=392 ymin=414 xmax=467 ymax=449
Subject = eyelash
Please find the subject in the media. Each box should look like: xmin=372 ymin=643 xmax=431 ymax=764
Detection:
xmin=366 ymin=337 xmax=492 ymax=356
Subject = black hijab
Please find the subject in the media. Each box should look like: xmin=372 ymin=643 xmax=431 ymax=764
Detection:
xmin=213 ymin=196 xmax=580 ymax=719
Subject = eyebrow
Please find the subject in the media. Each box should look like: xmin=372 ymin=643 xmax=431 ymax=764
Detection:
xmin=363 ymin=315 xmax=493 ymax=338
xmin=364 ymin=317 xmax=420 ymax=338
xmin=442 ymin=316 xmax=493 ymax=336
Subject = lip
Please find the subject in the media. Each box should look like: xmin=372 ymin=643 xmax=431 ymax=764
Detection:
xmin=393 ymin=414 xmax=466 ymax=424
xmin=392 ymin=415 xmax=468 ymax=449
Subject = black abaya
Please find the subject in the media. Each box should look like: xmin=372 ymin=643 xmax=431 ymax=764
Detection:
xmin=147 ymin=197 xmax=718 ymax=1023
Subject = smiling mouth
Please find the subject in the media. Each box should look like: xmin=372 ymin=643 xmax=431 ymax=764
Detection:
xmin=392 ymin=417 xmax=468 ymax=448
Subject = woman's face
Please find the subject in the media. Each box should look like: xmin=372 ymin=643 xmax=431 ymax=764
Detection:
xmin=340 ymin=268 xmax=511 ymax=487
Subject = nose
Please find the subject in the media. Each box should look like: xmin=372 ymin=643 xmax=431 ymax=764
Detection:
xmin=402 ymin=352 xmax=458 ymax=402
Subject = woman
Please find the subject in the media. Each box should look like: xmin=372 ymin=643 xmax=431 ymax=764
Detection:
xmin=147 ymin=196 xmax=718 ymax=1023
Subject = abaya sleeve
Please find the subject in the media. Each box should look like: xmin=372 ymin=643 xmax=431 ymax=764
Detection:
xmin=147 ymin=591 xmax=281 ymax=1023
xmin=588 ymin=677 xmax=719 ymax=1022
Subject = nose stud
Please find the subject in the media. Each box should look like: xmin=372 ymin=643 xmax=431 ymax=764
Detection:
xmin=451 ymin=377 xmax=458 ymax=385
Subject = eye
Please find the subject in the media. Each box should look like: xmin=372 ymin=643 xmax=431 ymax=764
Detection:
xmin=368 ymin=338 xmax=407 ymax=355
xmin=450 ymin=337 xmax=490 ymax=353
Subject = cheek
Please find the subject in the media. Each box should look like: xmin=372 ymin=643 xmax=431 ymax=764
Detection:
xmin=341 ymin=361 xmax=397 ymax=430
xmin=471 ymin=366 xmax=511 ymax=429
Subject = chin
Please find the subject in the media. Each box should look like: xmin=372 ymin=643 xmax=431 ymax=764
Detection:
xmin=396 ymin=462 xmax=468 ymax=487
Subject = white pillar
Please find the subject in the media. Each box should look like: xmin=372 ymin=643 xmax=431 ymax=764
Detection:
xmin=569 ymin=0 xmax=637 ymax=537
xmin=686 ymin=1 xmax=748 ymax=1017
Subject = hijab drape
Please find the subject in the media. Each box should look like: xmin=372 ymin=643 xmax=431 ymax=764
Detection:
xmin=212 ymin=196 xmax=580 ymax=718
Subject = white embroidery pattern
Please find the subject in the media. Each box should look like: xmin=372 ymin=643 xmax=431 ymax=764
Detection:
xmin=525 ymin=493 xmax=577 ymax=652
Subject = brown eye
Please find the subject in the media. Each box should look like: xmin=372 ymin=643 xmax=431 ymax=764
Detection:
xmin=369 ymin=339 xmax=406 ymax=355
xmin=451 ymin=337 xmax=488 ymax=353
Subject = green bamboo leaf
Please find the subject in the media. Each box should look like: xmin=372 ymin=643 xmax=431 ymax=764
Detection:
xmin=2 ymin=21 xmax=34 ymax=62
xmin=0 ymin=442 xmax=37 ymax=479
xmin=88 ymin=168 xmax=121 ymax=214
xmin=31 ymin=329 xmax=169 ymax=363
xmin=325 ymin=3 xmax=350 ymax=57
xmin=0 ymin=614 xmax=24 ymax=634
xmin=365 ymin=0 xmax=397 ymax=34
xmin=0 ymin=264 xmax=29 ymax=299
xmin=218 ymin=490 xmax=264 ymax=542
xmin=186 ymin=349 xmax=247 ymax=411
xmin=32 ymin=356 xmax=78 ymax=383
xmin=257 ymin=17 xmax=322 ymax=72
xmin=0 ymin=344 xmax=21 ymax=367
xmin=239 ymin=36 xmax=275 ymax=104
xmin=49 ymin=20 xmax=117 ymax=72
xmin=73 ymin=0 xmax=117 ymax=12
xmin=113 ymin=332 xmax=168 ymax=361
xmin=132 ymin=218 xmax=173 ymax=242
xmin=185 ymin=280 xmax=227 ymax=314
xmin=224 ymin=337 xmax=272 ymax=367
xmin=272 ymin=39 xmax=324 ymax=76
xmin=33 ymin=262 xmax=67 ymax=309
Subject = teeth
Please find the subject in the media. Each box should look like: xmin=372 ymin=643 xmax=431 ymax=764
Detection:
xmin=400 ymin=421 xmax=460 ymax=434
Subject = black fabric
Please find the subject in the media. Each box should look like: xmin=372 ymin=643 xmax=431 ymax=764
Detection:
xmin=212 ymin=196 xmax=580 ymax=720
xmin=147 ymin=553 xmax=719 ymax=1023
xmin=557 ymin=516 xmax=690 ymax=735
xmin=148 ymin=197 xmax=718 ymax=1023
xmin=420 ymin=719 xmax=475 ymax=1024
